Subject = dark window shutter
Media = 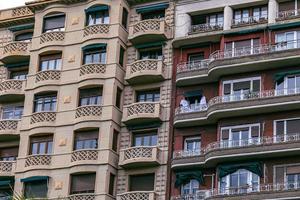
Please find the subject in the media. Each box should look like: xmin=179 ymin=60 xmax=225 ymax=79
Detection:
xmin=75 ymin=130 xmax=99 ymax=140
xmin=276 ymin=121 xmax=284 ymax=136
xmin=221 ymin=129 xmax=229 ymax=140
xmin=275 ymin=167 xmax=284 ymax=184
xmin=287 ymin=119 xmax=300 ymax=135
xmin=71 ymin=173 xmax=96 ymax=194
xmin=251 ymin=126 xmax=260 ymax=137
xmin=43 ymin=14 xmax=65 ymax=32
xmin=130 ymin=174 xmax=155 ymax=191
xmin=223 ymin=83 xmax=231 ymax=95
xmin=252 ymin=80 xmax=261 ymax=92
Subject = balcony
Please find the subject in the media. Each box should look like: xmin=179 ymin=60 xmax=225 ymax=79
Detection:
xmin=129 ymin=19 xmax=171 ymax=44
xmin=67 ymin=194 xmax=97 ymax=200
xmin=1 ymin=41 xmax=30 ymax=63
xmin=172 ymin=134 xmax=300 ymax=169
xmin=231 ymin=16 xmax=267 ymax=28
xmin=30 ymin=112 xmax=56 ymax=126
xmin=174 ymin=88 xmax=300 ymax=127
xmin=40 ymin=31 xmax=65 ymax=45
xmin=83 ymin=24 xmax=110 ymax=37
xmin=0 ymin=80 xmax=25 ymax=102
xmin=71 ymin=149 xmax=98 ymax=162
xmin=0 ymin=161 xmax=15 ymax=176
xmin=75 ymin=105 xmax=102 ymax=121
xmin=119 ymin=146 xmax=160 ymax=168
xmin=189 ymin=23 xmax=223 ymax=34
xmin=35 ymin=70 xmax=61 ymax=86
xmin=123 ymin=102 xmax=162 ymax=125
xmin=277 ymin=9 xmax=300 ymax=21
xmin=79 ymin=63 xmax=106 ymax=80
xmin=125 ymin=59 xmax=165 ymax=84
xmin=25 ymin=154 xmax=51 ymax=168
xmin=117 ymin=191 xmax=156 ymax=200
xmin=0 ymin=6 xmax=33 ymax=28
xmin=0 ymin=119 xmax=20 ymax=134
xmin=177 ymin=40 xmax=300 ymax=85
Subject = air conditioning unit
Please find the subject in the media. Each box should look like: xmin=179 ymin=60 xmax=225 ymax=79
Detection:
xmin=196 ymin=190 xmax=211 ymax=199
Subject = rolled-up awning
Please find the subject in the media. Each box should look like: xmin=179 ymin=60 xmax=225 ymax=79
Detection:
xmin=135 ymin=41 xmax=165 ymax=49
xmin=85 ymin=5 xmax=109 ymax=13
xmin=82 ymin=43 xmax=107 ymax=51
xmin=0 ymin=177 xmax=14 ymax=187
xmin=217 ymin=162 xmax=263 ymax=179
xmin=274 ymin=70 xmax=300 ymax=83
xmin=136 ymin=3 xmax=169 ymax=14
xmin=9 ymin=23 xmax=34 ymax=32
xmin=175 ymin=171 xmax=204 ymax=188
xmin=21 ymin=176 xmax=49 ymax=183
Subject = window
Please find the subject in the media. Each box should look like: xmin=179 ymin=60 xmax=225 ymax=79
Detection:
xmin=10 ymin=70 xmax=28 ymax=80
xmin=24 ymin=180 xmax=48 ymax=198
xmin=2 ymin=106 xmax=23 ymax=120
xmin=34 ymin=93 xmax=57 ymax=112
xmin=276 ymin=31 xmax=300 ymax=50
xmin=223 ymin=77 xmax=261 ymax=101
xmin=275 ymin=118 xmax=300 ymax=142
xmin=184 ymin=137 xmax=201 ymax=153
xmin=276 ymin=74 xmax=300 ymax=95
xmin=43 ymin=13 xmax=65 ymax=33
xmin=86 ymin=9 xmax=109 ymax=26
xmin=0 ymin=147 xmax=18 ymax=161
xmin=188 ymin=53 xmax=204 ymax=63
xmin=234 ymin=6 xmax=267 ymax=24
xmin=139 ymin=47 xmax=163 ymax=60
xmin=141 ymin=10 xmax=165 ymax=20
xmin=115 ymin=87 xmax=122 ymax=109
xmin=15 ymin=32 xmax=33 ymax=42
xmin=109 ymin=173 xmax=115 ymax=195
xmin=221 ymin=124 xmax=260 ymax=147
xmin=129 ymin=174 xmax=155 ymax=191
xmin=278 ymin=0 xmax=299 ymax=12
xmin=0 ymin=185 xmax=13 ymax=199
xmin=83 ymin=47 xmax=106 ymax=64
xmin=71 ymin=173 xmax=96 ymax=194
xmin=253 ymin=6 xmax=268 ymax=20
xmin=119 ymin=46 xmax=125 ymax=67
xmin=39 ymin=54 xmax=62 ymax=71
xmin=275 ymin=164 xmax=300 ymax=189
xmin=74 ymin=130 xmax=98 ymax=150
xmin=220 ymin=169 xmax=259 ymax=194
xmin=181 ymin=179 xmax=199 ymax=195
xmin=79 ymin=87 xmax=102 ymax=106
xmin=136 ymin=90 xmax=160 ymax=102
xmin=191 ymin=12 xmax=223 ymax=27
xmin=133 ymin=131 xmax=157 ymax=147
xmin=112 ymin=130 xmax=119 ymax=152
xmin=225 ymin=39 xmax=260 ymax=56
xmin=30 ymin=135 xmax=53 ymax=155
xmin=122 ymin=8 xmax=128 ymax=29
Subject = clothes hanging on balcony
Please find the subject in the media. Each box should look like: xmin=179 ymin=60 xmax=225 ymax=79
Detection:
xmin=217 ymin=162 xmax=263 ymax=179
xmin=175 ymin=171 xmax=204 ymax=187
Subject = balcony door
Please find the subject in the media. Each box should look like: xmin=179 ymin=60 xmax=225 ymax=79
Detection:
xmin=225 ymin=39 xmax=260 ymax=57
xmin=275 ymin=118 xmax=300 ymax=142
xmin=181 ymin=179 xmax=199 ymax=195
xmin=184 ymin=137 xmax=201 ymax=155
xmin=276 ymin=74 xmax=300 ymax=95
xmin=276 ymin=31 xmax=300 ymax=50
xmin=275 ymin=164 xmax=300 ymax=189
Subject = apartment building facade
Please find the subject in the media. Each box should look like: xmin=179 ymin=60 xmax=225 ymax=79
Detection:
xmin=0 ymin=0 xmax=173 ymax=199
xmin=171 ymin=0 xmax=300 ymax=199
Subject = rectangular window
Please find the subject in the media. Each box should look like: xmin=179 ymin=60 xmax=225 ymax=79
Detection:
xmin=83 ymin=47 xmax=106 ymax=64
xmin=119 ymin=46 xmax=125 ymax=67
xmin=276 ymin=74 xmax=300 ymax=95
xmin=34 ymin=93 xmax=57 ymax=112
xmin=40 ymin=54 xmax=62 ymax=71
xmin=129 ymin=174 xmax=155 ymax=191
xmin=30 ymin=135 xmax=53 ymax=155
xmin=276 ymin=31 xmax=300 ymax=50
xmin=10 ymin=70 xmax=28 ymax=80
xmin=275 ymin=118 xmax=300 ymax=141
xmin=79 ymin=87 xmax=102 ymax=106
xmin=112 ymin=130 xmax=119 ymax=152
xmin=188 ymin=53 xmax=204 ymax=63
xmin=24 ymin=180 xmax=48 ymax=198
xmin=141 ymin=10 xmax=165 ymax=20
xmin=2 ymin=106 xmax=23 ymax=120
xmin=71 ymin=173 xmax=96 ymax=194
xmin=184 ymin=137 xmax=201 ymax=153
xmin=225 ymin=39 xmax=260 ymax=57
xmin=74 ymin=130 xmax=98 ymax=150
xmin=139 ymin=47 xmax=163 ymax=60
xmin=275 ymin=164 xmax=300 ymax=189
xmin=43 ymin=14 xmax=65 ymax=33
xmin=0 ymin=147 xmax=18 ymax=161
xmin=182 ymin=179 xmax=199 ymax=195
xmin=86 ymin=10 xmax=109 ymax=26
xmin=122 ymin=8 xmax=128 ymax=29
xmin=109 ymin=173 xmax=115 ymax=196
xmin=136 ymin=90 xmax=160 ymax=102
xmin=279 ymin=0 xmax=297 ymax=12
xmin=133 ymin=130 xmax=157 ymax=147
xmin=115 ymin=87 xmax=122 ymax=109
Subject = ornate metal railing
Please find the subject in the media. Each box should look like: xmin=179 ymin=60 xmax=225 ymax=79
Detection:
xmin=176 ymin=88 xmax=300 ymax=115
xmin=189 ymin=23 xmax=223 ymax=34
xmin=232 ymin=16 xmax=267 ymax=27
xmin=25 ymin=154 xmax=52 ymax=167
xmin=176 ymin=60 xmax=211 ymax=73
xmin=277 ymin=9 xmax=300 ymax=20
xmin=71 ymin=149 xmax=98 ymax=162
xmin=80 ymin=63 xmax=106 ymax=76
xmin=129 ymin=59 xmax=163 ymax=74
xmin=0 ymin=120 xmax=19 ymax=132
xmin=30 ymin=112 xmax=56 ymax=124
xmin=3 ymin=41 xmax=29 ymax=54
xmin=173 ymin=133 xmax=300 ymax=159
xmin=0 ymin=161 xmax=15 ymax=173
xmin=132 ymin=19 xmax=162 ymax=34
xmin=40 ymin=31 xmax=65 ymax=44
xmin=75 ymin=105 xmax=102 ymax=118
xmin=117 ymin=191 xmax=156 ymax=200
xmin=0 ymin=80 xmax=23 ymax=93
xmin=83 ymin=24 xmax=110 ymax=37
xmin=35 ymin=70 xmax=61 ymax=83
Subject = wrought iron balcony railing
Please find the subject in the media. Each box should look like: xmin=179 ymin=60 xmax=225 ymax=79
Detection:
xmin=232 ymin=16 xmax=267 ymax=27
xmin=189 ymin=23 xmax=223 ymax=34
xmin=277 ymin=9 xmax=300 ymax=20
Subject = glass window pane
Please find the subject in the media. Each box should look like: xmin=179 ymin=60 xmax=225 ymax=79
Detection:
xmin=47 ymin=141 xmax=53 ymax=154
xmin=39 ymin=142 xmax=46 ymax=154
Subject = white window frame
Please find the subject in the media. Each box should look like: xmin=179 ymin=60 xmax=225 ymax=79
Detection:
xmin=220 ymin=123 xmax=261 ymax=148
xmin=275 ymin=74 xmax=300 ymax=95
xmin=275 ymin=31 xmax=300 ymax=50
xmin=273 ymin=117 xmax=300 ymax=142
xmin=184 ymin=137 xmax=201 ymax=153
xmin=226 ymin=39 xmax=259 ymax=57
xmin=274 ymin=163 xmax=300 ymax=189
xmin=219 ymin=169 xmax=260 ymax=195
xmin=181 ymin=179 xmax=200 ymax=195
xmin=1 ymin=106 xmax=23 ymax=120
xmin=222 ymin=77 xmax=261 ymax=101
